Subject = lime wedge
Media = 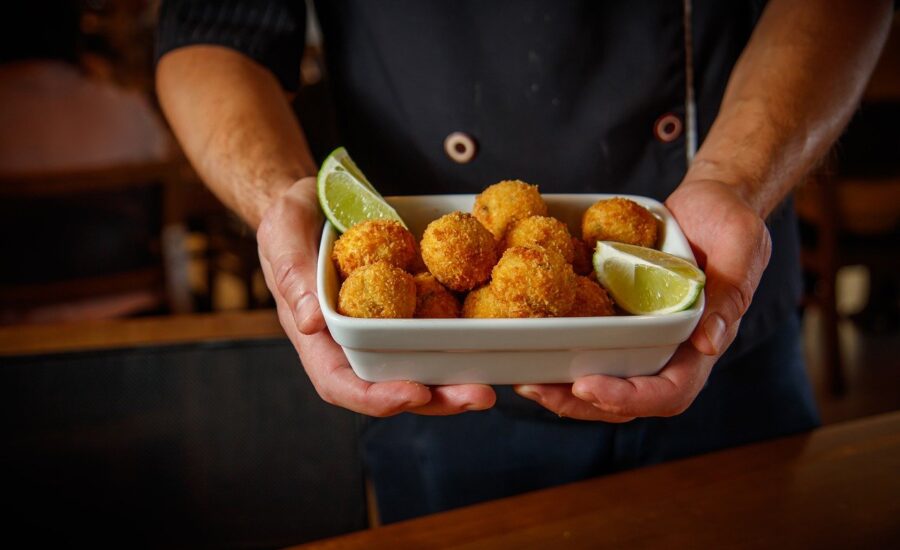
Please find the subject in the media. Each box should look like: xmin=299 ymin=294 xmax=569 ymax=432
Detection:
xmin=593 ymin=241 xmax=705 ymax=315
xmin=317 ymin=147 xmax=405 ymax=233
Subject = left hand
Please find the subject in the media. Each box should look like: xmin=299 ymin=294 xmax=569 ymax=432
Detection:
xmin=514 ymin=179 xmax=772 ymax=421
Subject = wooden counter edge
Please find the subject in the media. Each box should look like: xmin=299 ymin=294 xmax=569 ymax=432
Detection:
xmin=289 ymin=410 xmax=900 ymax=550
xmin=0 ymin=309 xmax=285 ymax=356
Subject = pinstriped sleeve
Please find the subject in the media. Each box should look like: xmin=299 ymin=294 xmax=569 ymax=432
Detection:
xmin=156 ymin=0 xmax=306 ymax=90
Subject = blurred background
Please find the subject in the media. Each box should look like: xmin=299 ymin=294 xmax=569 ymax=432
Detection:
xmin=0 ymin=1 xmax=897 ymax=547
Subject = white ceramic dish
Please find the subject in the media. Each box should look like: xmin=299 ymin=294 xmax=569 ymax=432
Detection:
xmin=317 ymin=194 xmax=704 ymax=385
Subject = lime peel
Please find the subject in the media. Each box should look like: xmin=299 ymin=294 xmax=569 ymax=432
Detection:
xmin=317 ymin=147 xmax=406 ymax=233
xmin=593 ymin=241 xmax=705 ymax=316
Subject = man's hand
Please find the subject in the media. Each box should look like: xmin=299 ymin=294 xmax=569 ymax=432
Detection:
xmin=257 ymin=178 xmax=496 ymax=417
xmin=513 ymin=180 xmax=771 ymax=421
xmin=510 ymin=0 xmax=893 ymax=420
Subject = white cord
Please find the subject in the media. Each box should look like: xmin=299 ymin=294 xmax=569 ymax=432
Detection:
xmin=683 ymin=0 xmax=698 ymax=164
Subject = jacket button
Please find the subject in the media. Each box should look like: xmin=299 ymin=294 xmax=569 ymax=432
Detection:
xmin=654 ymin=113 xmax=683 ymax=143
xmin=444 ymin=131 xmax=477 ymax=164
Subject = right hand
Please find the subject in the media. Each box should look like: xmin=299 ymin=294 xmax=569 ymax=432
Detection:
xmin=257 ymin=178 xmax=497 ymax=416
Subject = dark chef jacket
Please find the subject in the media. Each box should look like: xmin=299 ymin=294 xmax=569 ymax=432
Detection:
xmin=157 ymin=0 xmax=800 ymax=363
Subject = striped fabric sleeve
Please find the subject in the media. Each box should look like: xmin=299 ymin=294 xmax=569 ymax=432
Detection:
xmin=156 ymin=0 xmax=307 ymax=90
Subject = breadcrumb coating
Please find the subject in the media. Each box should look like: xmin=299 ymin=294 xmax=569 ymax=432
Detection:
xmin=462 ymin=284 xmax=510 ymax=318
xmin=566 ymin=276 xmax=616 ymax=317
xmin=413 ymin=272 xmax=461 ymax=318
xmin=332 ymin=219 xmax=417 ymax=279
xmin=473 ymin=180 xmax=548 ymax=240
xmin=502 ymin=215 xmax=574 ymax=263
xmin=582 ymin=197 xmax=658 ymax=249
xmin=491 ymin=246 xmax=576 ymax=317
xmin=337 ymin=261 xmax=416 ymax=318
xmin=420 ymin=211 xmax=497 ymax=292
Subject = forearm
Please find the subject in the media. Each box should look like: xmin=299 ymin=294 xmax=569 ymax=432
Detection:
xmin=156 ymin=45 xmax=319 ymax=228
xmin=686 ymin=0 xmax=892 ymax=218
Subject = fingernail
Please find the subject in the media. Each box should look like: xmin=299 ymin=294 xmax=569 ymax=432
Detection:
xmin=572 ymin=388 xmax=597 ymax=403
xmin=704 ymin=313 xmax=726 ymax=354
xmin=295 ymin=292 xmax=319 ymax=326
xmin=515 ymin=385 xmax=541 ymax=402
xmin=464 ymin=403 xmax=487 ymax=411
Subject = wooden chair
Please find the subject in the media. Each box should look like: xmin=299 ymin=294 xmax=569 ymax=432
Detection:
xmin=795 ymin=14 xmax=900 ymax=395
xmin=796 ymin=173 xmax=900 ymax=395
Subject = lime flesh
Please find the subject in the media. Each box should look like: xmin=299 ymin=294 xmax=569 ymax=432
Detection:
xmin=317 ymin=147 xmax=405 ymax=233
xmin=593 ymin=241 xmax=705 ymax=315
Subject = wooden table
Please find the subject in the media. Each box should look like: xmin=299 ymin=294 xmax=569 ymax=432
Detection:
xmin=0 ymin=309 xmax=283 ymax=356
xmin=295 ymin=411 xmax=900 ymax=549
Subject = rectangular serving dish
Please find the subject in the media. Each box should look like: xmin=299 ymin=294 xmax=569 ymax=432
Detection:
xmin=317 ymin=194 xmax=704 ymax=385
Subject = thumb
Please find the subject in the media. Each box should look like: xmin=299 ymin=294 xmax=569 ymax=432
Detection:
xmin=691 ymin=273 xmax=753 ymax=356
xmin=691 ymin=224 xmax=771 ymax=356
xmin=257 ymin=181 xmax=326 ymax=336
xmin=271 ymin=251 xmax=326 ymax=335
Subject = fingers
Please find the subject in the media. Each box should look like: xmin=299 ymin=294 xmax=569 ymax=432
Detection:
xmin=514 ymin=384 xmax=635 ymax=422
xmin=298 ymin=329 xmax=434 ymax=416
xmin=268 ymin=252 xmax=326 ymax=335
xmin=691 ymin=212 xmax=771 ymax=356
xmin=257 ymin=179 xmax=499 ymax=418
xmin=517 ymin=337 xmax=724 ymax=420
xmin=572 ymin=340 xmax=719 ymax=418
xmin=274 ymin=277 xmax=491 ymax=417
xmin=409 ymin=384 xmax=497 ymax=416
xmin=264 ymin=252 xmax=428 ymax=417
xmin=517 ymin=180 xmax=767 ymax=423
xmin=665 ymin=180 xmax=772 ymax=357
xmin=257 ymin=182 xmax=327 ymax=336
xmin=301 ymin=332 xmax=498 ymax=416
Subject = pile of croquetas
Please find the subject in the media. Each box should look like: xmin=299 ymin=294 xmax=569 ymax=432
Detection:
xmin=332 ymin=180 xmax=659 ymax=319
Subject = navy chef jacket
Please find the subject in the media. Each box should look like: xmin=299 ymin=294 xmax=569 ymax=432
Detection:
xmin=157 ymin=0 xmax=801 ymax=362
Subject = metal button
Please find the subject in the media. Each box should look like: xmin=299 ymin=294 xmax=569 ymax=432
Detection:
xmin=654 ymin=113 xmax=683 ymax=143
xmin=444 ymin=132 xmax=477 ymax=164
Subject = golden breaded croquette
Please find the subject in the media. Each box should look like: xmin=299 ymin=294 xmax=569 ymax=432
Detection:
xmin=413 ymin=272 xmax=461 ymax=318
xmin=571 ymin=236 xmax=594 ymax=276
xmin=462 ymin=285 xmax=510 ymax=318
xmin=582 ymin=197 xmax=658 ymax=249
xmin=420 ymin=211 xmax=497 ymax=292
xmin=472 ymin=180 xmax=548 ymax=240
xmin=332 ymin=219 xmax=417 ymax=279
xmin=337 ymin=261 xmax=416 ymax=318
xmin=502 ymin=215 xmax=574 ymax=263
xmin=491 ymin=246 xmax=576 ymax=317
xmin=566 ymin=276 xmax=616 ymax=317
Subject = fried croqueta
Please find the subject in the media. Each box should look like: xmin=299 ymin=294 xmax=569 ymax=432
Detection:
xmin=337 ymin=261 xmax=416 ymax=318
xmin=462 ymin=284 xmax=510 ymax=318
xmin=473 ymin=180 xmax=548 ymax=240
xmin=566 ymin=276 xmax=616 ymax=317
xmin=413 ymin=272 xmax=461 ymax=318
xmin=582 ymin=197 xmax=658 ymax=249
xmin=332 ymin=219 xmax=417 ymax=279
xmin=420 ymin=211 xmax=497 ymax=292
xmin=502 ymin=215 xmax=574 ymax=263
xmin=491 ymin=246 xmax=576 ymax=317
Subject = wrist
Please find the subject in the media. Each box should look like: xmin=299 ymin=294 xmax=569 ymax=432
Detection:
xmin=685 ymin=97 xmax=803 ymax=219
xmin=257 ymin=177 xmax=323 ymax=246
xmin=668 ymin=178 xmax=758 ymax=220
xmin=683 ymin=159 xmax=766 ymax=218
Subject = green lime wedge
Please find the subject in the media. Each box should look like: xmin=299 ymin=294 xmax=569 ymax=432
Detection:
xmin=317 ymin=147 xmax=405 ymax=233
xmin=593 ymin=241 xmax=705 ymax=315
